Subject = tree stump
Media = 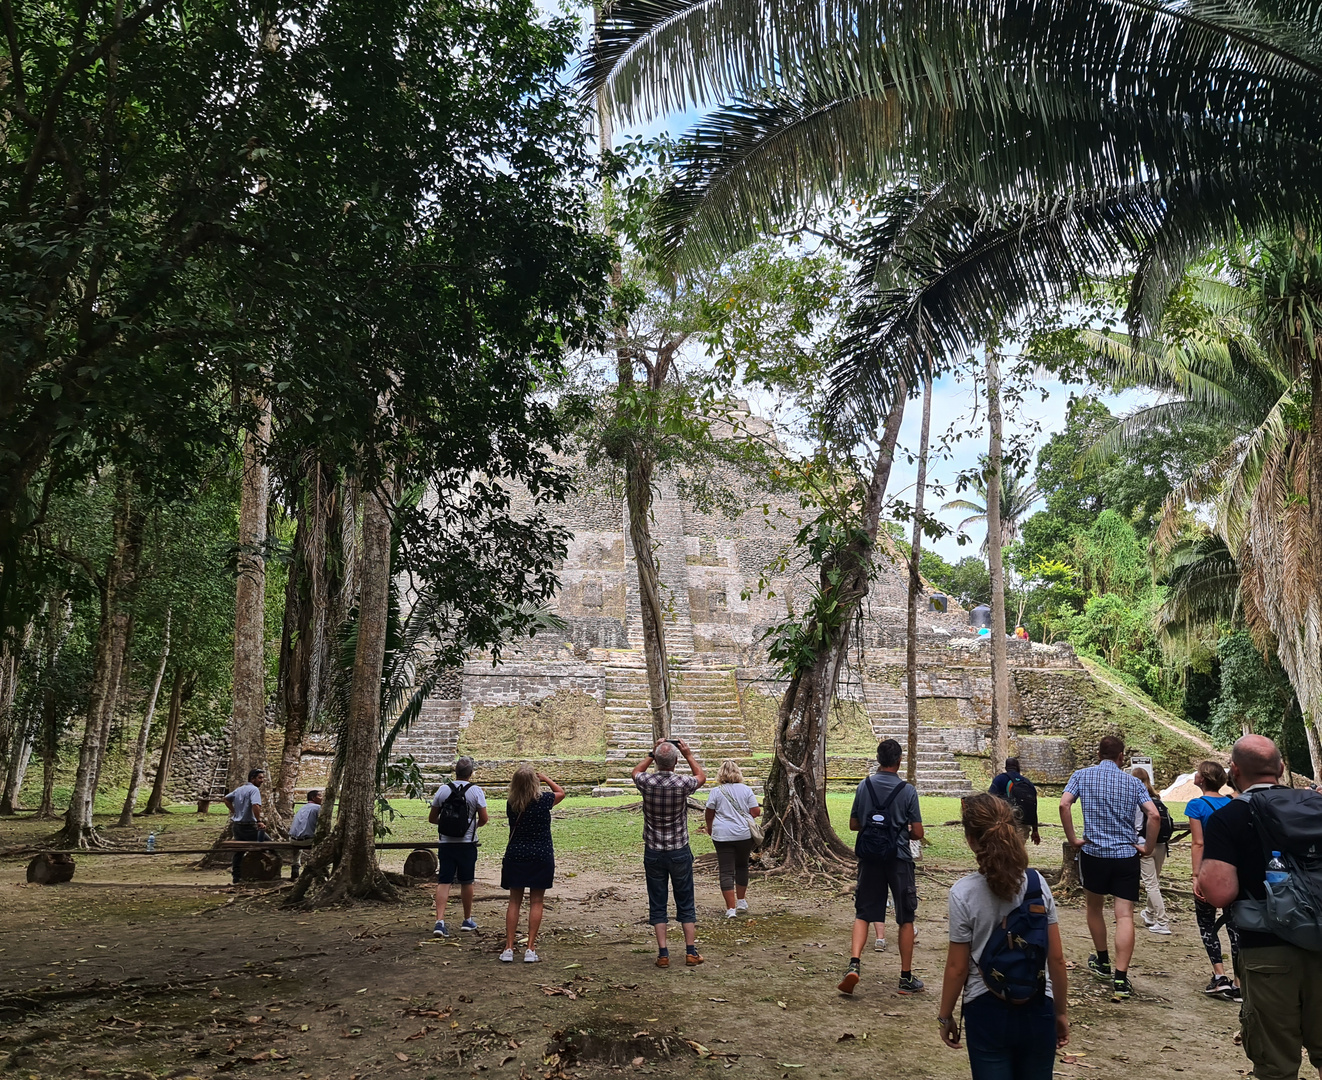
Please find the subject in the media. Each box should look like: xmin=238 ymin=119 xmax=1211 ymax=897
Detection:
xmin=403 ymin=849 xmax=438 ymax=880
xmin=239 ymin=850 xmax=283 ymax=881
xmin=27 ymin=853 xmax=75 ymax=885
xmin=1058 ymin=842 xmax=1081 ymax=892
xmin=196 ymin=798 xmax=211 ymax=814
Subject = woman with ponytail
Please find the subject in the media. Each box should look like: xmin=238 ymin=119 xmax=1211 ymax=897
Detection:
xmin=937 ymin=794 xmax=1069 ymax=1079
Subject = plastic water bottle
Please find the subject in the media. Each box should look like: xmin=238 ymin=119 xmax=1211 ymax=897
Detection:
xmin=1266 ymin=850 xmax=1288 ymax=885
xmin=146 ymin=831 xmax=156 ymax=853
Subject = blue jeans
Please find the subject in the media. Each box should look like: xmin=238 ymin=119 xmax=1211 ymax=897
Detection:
xmin=962 ymin=992 xmax=1057 ymax=1080
xmin=643 ymin=846 xmax=696 ymax=925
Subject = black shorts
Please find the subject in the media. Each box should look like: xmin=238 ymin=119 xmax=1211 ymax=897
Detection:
xmin=1079 ymin=851 xmax=1141 ymax=903
xmin=436 ymin=843 xmax=478 ymax=885
xmin=855 ymin=858 xmax=917 ymax=924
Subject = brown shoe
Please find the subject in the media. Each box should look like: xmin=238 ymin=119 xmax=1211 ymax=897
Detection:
xmin=685 ymin=953 xmax=704 ymax=967
xmin=655 ymin=955 xmax=669 ymax=968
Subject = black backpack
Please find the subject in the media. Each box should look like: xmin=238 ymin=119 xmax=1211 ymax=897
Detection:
xmin=977 ymin=870 xmax=1050 ymax=1005
xmin=1232 ymin=787 xmax=1322 ymax=952
xmin=1004 ymin=775 xmax=1038 ymax=827
xmin=1139 ymin=796 xmax=1175 ymax=847
xmin=854 ymin=777 xmax=909 ymax=863
xmin=436 ymin=781 xmax=474 ymax=839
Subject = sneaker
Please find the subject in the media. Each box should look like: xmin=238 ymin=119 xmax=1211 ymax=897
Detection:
xmin=873 ymin=937 xmax=887 ymax=953
xmin=523 ymin=949 xmax=540 ymax=963
xmin=1140 ymin=909 xmax=1154 ymax=927
xmin=460 ymin=918 xmax=478 ymax=932
xmin=1225 ymin=984 xmax=1243 ymax=1003
xmin=1087 ymin=954 xmax=1112 ymax=981
xmin=736 ymin=899 xmax=748 ymax=912
xmin=499 ymin=948 xmax=514 ymax=963
xmin=685 ymin=952 xmax=704 ymax=967
xmin=725 ymin=908 xmax=738 ymax=919
xmin=837 ymin=965 xmax=860 ymax=995
xmin=1147 ymin=923 xmax=1172 ymax=936
xmin=897 ymin=974 xmax=925 ymax=995
xmin=433 ymin=920 xmax=449 ymax=938
xmin=1205 ymin=975 xmax=1230 ymax=995
xmin=1112 ymin=975 xmax=1132 ymax=1001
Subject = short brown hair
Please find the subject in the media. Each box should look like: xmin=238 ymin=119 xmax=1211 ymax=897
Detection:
xmin=1197 ymin=760 xmax=1227 ymax=790
xmin=1098 ymin=735 xmax=1124 ymax=762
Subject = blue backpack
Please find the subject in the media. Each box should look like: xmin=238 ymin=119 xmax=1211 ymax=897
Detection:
xmin=977 ymin=870 xmax=1050 ymax=1005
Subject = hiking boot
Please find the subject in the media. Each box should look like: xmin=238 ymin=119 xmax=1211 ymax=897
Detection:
xmin=898 ymin=974 xmax=925 ymax=994
xmin=874 ymin=937 xmax=887 ymax=953
xmin=1087 ymin=954 xmax=1112 ymax=981
xmin=1112 ymin=975 xmax=1132 ymax=1001
xmin=433 ymin=920 xmax=449 ymax=938
xmin=499 ymin=948 xmax=514 ymax=962
xmin=685 ymin=952 xmax=704 ymax=967
xmin=837 ymin=964 xmax=861 ymax=995
xmin=655 ymin=955 xmax=670 ymax=969
xmin=460 ymin=918 xmax=478 ymax=932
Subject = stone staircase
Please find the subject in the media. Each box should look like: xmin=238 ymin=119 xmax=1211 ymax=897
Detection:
xmin=861 ymin=683 xmax=974 ymax=796
xmin=594 ymin=661 xmax=758 ymax=795
xmin=390 ymin=697 xmax=463 ymax=784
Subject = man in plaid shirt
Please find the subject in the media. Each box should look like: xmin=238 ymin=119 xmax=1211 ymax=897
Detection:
xmin=1060 ymin=735 xmax=1159 ymax=1003
xmin=633 ymin=739 xmax=707 ymax=968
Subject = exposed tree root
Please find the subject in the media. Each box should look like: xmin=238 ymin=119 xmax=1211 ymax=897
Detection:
xmin=48 ymin=824 xmax=109 ymax=850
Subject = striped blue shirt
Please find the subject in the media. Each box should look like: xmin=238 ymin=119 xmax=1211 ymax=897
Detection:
xmin=1064 ymin=760 xmax=1152 ymax=859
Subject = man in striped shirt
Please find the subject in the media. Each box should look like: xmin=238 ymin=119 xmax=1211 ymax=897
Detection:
xmin=1060 ymin=735 xmax=1160 ymax=1003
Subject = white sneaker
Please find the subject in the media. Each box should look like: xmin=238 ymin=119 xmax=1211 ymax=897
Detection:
xmin=1140 ymin=909 xmax=1154 ymax=927
xmin=874 ymin=937 xmax=887 ymax=953
xmin=725 ymin=908 xmax=738 ymax=919
xmin=499 ymin=948 xmax=514 ymax=962
xmin=735 ymin=899 xmax=748 ymax=911
xmin=523 ymin=949 xmax=540 ymax=963
xmin=1148 ymin=923 xmax=1172 ymax=936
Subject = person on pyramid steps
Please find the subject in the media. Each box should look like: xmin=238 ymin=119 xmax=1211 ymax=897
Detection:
xmin=1199 ymin=735 xmax=1322 ymax=1080
xmin=838 ymin=739 xmax=925 ymax=996
xmin=937 ymin=794 xmax=1069 ymax=1080
xmin=989 ymin=757 xmax=1040 ymax=846
xmin=429 ymin=756 xmax=488 ymax=939
xmin=1058 ymin=736 xmax=1160 ymax=1003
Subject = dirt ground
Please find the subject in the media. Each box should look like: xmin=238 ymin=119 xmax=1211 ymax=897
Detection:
xmin=0 ymin=817 xmax=1251 ymax=1080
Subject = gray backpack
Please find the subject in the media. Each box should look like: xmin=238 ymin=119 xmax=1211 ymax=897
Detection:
xmin=1231 ymin=787 xmax=1322 ymax=952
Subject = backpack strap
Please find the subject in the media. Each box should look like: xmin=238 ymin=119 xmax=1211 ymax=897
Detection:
xmin=1023 ymin=868 xmax=1043 ymax=906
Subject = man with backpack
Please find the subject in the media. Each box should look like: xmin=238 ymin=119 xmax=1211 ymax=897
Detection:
xmin=1059 ymin=736 xmax=1160 ymax=1002
xmin=990 ymin=757 xmax=1040 ymax=845
xmin=1199 ymin=735 xmax=1322 ymax=1080
xmin=839 ymin=738 xmax=925 ymax=996
xmin=429 ymin=756 xmax=488 ymax=938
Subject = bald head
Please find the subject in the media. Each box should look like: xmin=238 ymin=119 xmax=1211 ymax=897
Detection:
xmin=1230 ymin=735 xmax=1284 ymax=789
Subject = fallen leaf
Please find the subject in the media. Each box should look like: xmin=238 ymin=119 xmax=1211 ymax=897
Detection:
xmin=777 ymin=1064 xmax=805 ymax=1069
xmin=405 ymin=1026 xmax=431 ymax=1041
xmin=299 ymin=1025 xmax=309 ymax=1032
xmin=355 ymin=988 xmax=367 ymax=994
xmin=837 ymin=1033 xmax=855 ymax=1042
xmin=501 ymin=1056 xmax=516 ymax=1066
xmin=340 ymin=1028 xmax=362 ymax=1039
xmin=631 ymin=1058 xmax=645 ymax=1068
xmin=776 ymin=1001 xmax=787 ymax=1010
xmin=394 ymin=1053 xmax=409 ymax=1062
xmin=708 ymin=997 xmax=728 ymax=1003
xmin=684 ymin=1040 xmax=710 ymax=1057
xmin=563 ymin=963 xmax=582 ymax=969
xmin=209 ymin=989 xmax=222 ymax=1000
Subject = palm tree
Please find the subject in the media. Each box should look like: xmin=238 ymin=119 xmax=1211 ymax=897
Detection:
xmin=943 ymin=466 xmax=1041 ymax=553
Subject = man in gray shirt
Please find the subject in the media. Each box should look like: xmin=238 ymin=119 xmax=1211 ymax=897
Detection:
xmin=839 ymin=739 xmax=925 ymax=996
xmin=288 ymin=789 xmax=322 ymax=881
xmin=224 ymin=768 xmax=269 ymax=885
xmin=428 ymin=757 xmax=488 ymax=938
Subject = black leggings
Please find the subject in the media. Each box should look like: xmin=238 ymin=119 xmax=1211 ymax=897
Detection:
xmin=713 ymin=838 xmax=753 ymax=891
xmin=1194 ymin=897 xmax=1239 ymax=968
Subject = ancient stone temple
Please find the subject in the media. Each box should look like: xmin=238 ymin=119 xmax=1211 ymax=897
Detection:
xmin=389 ymin=402 xmax=1216 ymax=796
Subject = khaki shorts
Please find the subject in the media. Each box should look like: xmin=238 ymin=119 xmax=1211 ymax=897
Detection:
xmin=1237 ymin=943 xmax=1322 ymax=1080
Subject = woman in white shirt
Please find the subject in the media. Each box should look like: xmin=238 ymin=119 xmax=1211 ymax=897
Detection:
xmin=937 ymin=794 xmax=1069 ymax=1080
xmin=702 ymin=759 xmax=761 ymax=918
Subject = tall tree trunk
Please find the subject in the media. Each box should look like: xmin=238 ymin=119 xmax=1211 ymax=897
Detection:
xmin=0 ymin=618 xmax=36 ymax=812
xmin=289 ymin=483 xmax=396 ymax=905
xmin=118 ymin=610 xmax=170 ymax=825
xmin=36 ymin=594 xmax=66 ymax=818
xmin=54 ymin=474 xmax=141 ymax=847
xmin=763 ymin=391 xmax=908 ymax=867
xmin=0 ymin=737 xmax=32 ymax=814
xmin=905 ymin=376 xmax=934 ymax=785
xmin=143 ymin=669 xmax=186 ymax=815
xmin=89 ymin=610 xmax=133 ymax=801
xmin=986 ymin=349 xmax=1012 ymax=771
xmin=274 ymin=459 xmax=332 ymax=821
xmin=229 ymin=401 xmax=273 ymax=790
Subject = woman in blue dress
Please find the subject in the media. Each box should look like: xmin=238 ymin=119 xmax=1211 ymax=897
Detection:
xmin=500 ymin=764 xmax=565 ymax=964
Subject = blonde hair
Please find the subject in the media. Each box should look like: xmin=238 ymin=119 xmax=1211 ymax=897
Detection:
xmin=508 ymin=764 xmax=540 ymax=817
xmin=961 ymin=794 xmax=1029 ymax=901
xmin=717 ymin=759 xmax=743 ymax=785
xmin=1130 ymin=767 xmax=1158 ymax=798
